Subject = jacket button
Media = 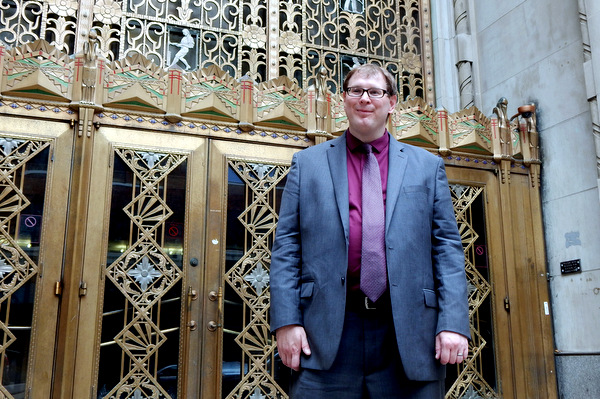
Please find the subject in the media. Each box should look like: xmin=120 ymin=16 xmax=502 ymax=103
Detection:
xmin=341 ymin=277 xmax=345 ymax=285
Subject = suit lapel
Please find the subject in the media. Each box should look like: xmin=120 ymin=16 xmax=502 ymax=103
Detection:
xmin=386 ymin=135 xmax=408 ymax=234
xmin=327 ymin=134 xmax=350 ymax=241
xmin=325 ymin=132 xmax=407 ymax=239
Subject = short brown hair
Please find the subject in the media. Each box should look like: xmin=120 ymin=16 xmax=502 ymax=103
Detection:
xmin=342 ymin=64 xmax=398 ymax=97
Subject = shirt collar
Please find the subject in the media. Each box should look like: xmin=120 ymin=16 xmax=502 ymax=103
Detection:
xmin=346 ymin=130 xmax=390 ymax=153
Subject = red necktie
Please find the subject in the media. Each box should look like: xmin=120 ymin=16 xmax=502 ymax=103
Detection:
xmin=360 ymin=144 xmax=387 ymax=302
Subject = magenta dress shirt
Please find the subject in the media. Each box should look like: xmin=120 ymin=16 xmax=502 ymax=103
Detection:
xmin=346 ymin=131 xmax=389 ymax=293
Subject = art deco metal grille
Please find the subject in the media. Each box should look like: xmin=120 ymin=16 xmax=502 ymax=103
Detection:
xmin=0 ymin=135 xmax=50 ymax=399
xmin=447 ymin=184 xmax=497 ymax=399
xmin=97 ymin=147 xmax=187 ymax=398
xmin=224 ymin=159 xmax=289 ymax=399
xmin=0 ymin=0 xmax=433 ymax=102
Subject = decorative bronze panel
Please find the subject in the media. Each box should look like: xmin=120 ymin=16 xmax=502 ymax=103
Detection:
xmin=447 ymin=184 xmax=498 ymax=399
xmin=0 ymin=135 xmax=50 ymax=399
xmin=97 ymin=147 xmax=188 ymax=398
xmin=223 ymin=159 xmax=289 ymax=399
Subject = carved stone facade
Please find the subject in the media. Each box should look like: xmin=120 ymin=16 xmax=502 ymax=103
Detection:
xmin=0 ymin=0 xmax=435 ymax=103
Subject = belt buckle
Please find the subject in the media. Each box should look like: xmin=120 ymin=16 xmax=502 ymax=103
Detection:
xmin=364 ymin=296 xmax=376 ymax=310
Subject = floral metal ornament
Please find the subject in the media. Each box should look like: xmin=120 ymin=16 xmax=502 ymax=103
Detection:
xmin=242 ymin=24 xmax=267 ymax=49
xmin=0 ymin=137 xmax=24 ymax=155
xmin=280 ymin=31 xmax=303 ymax=54
xmin=139 ymin=151 xmax=164 ymax=169
xmin=401 ymin=52 xmax=423 ymax=75
xmin=250 ymin=163 xmax=271 ymax=180
xmin=462 ymin=386 xmax=485 ymax=399
xmin=244 ymin=262 xmax=270 ymax=295
xmin=127 ymin=255 xmax=162 ymax=291
xmin=0 ymin=258 xmax=13 ymax=277
xmin=93 ymin=0 xmax=123 ymax=25
xmin=249 ymin=387 xmax=266 ymax=399
xmin=48 ymin=0 xmax=78 ymax=17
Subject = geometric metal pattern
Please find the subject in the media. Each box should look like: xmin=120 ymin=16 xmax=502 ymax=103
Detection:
xmin=100 ymin=148 xmax=187 ymax=398
xmin=392 ymin=98 xmax=439 ymax=147
xmin=0 ymin=0 xmax=78 ymax=55
xmin=224 ymin=160 xmax=289 ymax=399
xmin=255 ymin=77 xmax=307 ymax=128
xmin=1 ymin=0 xmax=433 ymax=101
xmin=0 ymin=135 xmax=50 ymax=399
xmin=448 ymin=108 xmax=493 ymax=155
xmin=447 ymin=184 xmax=497 ymax=399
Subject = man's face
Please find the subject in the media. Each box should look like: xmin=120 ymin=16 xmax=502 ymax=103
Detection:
xmin=342 ymin=71 xmax=397 ymax=140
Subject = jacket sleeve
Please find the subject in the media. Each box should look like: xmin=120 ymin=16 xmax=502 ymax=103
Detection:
xmin=431 ymin=157 xmax=471 ymax=339
xmin=269 ymin=153 xmax=303 ymax=333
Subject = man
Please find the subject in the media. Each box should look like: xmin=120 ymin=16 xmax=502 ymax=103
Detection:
xmin=169 ymin=29 xmax=194 ymax=70
xmin=270 ymin=64 xmax=470 ymax=398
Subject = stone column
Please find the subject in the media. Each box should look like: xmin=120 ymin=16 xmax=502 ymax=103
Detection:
xmin=454 ymin=0 xmax=474 ymax=109
xmin=579 ymin=0 xmax=600 ymax=197
xmin=454 ymin=0 xmax=475 ymax=109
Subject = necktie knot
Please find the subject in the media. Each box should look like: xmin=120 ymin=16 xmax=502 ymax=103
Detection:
xmin=361 ymin=143 xmax=374 ymax=155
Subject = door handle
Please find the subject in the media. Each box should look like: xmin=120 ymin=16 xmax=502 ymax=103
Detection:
xmin=186 ymin=286 xmax=199 ymax=331
xmin=188 ymin=287 xmax=198 ymax=304
xmin=207 ymin=320 xmax=219 ymax=332
xmin=207 ymin=287 xmax=223 ymax=332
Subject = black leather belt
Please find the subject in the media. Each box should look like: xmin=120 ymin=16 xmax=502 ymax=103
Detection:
xmin=346 ymin=291 xmax=391 ymax=313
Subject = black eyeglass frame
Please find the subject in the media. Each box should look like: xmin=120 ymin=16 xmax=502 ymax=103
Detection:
xmin=345 ymin=87 xmax=389 ymax=98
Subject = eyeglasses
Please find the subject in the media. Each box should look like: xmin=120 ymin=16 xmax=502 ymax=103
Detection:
xmin=345 ymin=87 xmax=388 ymax=98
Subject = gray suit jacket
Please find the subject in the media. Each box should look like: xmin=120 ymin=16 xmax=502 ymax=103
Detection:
xmin=269 ymin=132 xmax=470 ymax=381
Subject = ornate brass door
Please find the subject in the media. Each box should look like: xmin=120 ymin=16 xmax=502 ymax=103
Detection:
xmin=0 ymin=116 xmax=74 ymax=398
xmin=65 ymin=132 xmax=300 ymax=398
xmin=204 ymin=140 xmax=298 ymax=398
xmin=68 ymin=126 xmax=210 ymax=398
xmin=444 ymin=166 xmax=555 ymax=399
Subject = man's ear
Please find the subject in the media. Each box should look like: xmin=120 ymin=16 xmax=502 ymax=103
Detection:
xmin=388 ymin=95 xmax=398 ymax=113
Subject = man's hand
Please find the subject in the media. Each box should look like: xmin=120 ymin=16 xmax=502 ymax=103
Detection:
xmin=275 ymin=325 xmax=311 ymax=371
xmin=435 ymin=331 xmax=469 ymax=365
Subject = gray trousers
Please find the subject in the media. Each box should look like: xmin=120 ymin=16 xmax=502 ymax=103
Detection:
xmin=290 ymin=310 xmax=444 ymax=399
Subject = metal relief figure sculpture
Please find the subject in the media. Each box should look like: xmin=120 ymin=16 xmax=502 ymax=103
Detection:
xmin=315 ymin=66 xmax=329 ymax=133
xmin=342 ymin=0 xmax=364 ymax=13
xmin=528 ymin=111 xmax=539 ymax=160
xmin=169 ymin=29 xmax=194 ymax=70
xmin=82 ymin=30 xmax=99 ymax=103
xmin=518 ymin=104 xmax=539 ymax=160
xmin=493 ymin=97 xmax=511 ymax=157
